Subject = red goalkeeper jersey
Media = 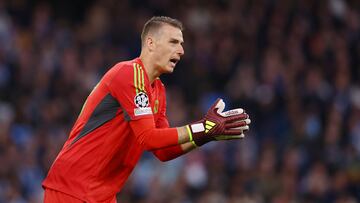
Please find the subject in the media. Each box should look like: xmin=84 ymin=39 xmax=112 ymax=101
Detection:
xmin=43 ymin=58 xmax=183 ymax=202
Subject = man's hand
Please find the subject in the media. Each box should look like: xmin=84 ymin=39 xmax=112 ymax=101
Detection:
xmin=186 ymin=98 xmax=251 ymax=146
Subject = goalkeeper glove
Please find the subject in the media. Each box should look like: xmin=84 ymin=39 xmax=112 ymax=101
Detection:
xmin=214 ymin=107 xmax=250 ymax=141
xmin=186 ymin=98 xmax=251 ymax=147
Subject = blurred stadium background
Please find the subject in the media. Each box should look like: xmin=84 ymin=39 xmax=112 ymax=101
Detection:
xmin=1 ymin=0 xmax=360 ymax=202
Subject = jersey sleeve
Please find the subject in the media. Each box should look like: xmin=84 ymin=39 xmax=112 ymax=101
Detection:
xmin=151 ymin=118 xmax=186 ymax=161
xmin=129 ymin=118 xmax=179 ymax=150
xmin=106 ymin=63 xmax=180 ymax=150
xmin=152 ymin=145 xmax=185 ymax=162
xmin=107 ymin=64 xmax=153 ymax=121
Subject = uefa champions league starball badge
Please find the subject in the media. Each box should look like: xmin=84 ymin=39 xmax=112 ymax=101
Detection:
xmin=134 ymin=92 xmax=149 ymax=108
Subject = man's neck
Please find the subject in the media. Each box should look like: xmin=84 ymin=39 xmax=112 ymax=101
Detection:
xmin=139 ymin=53 xmax=160 ymax=84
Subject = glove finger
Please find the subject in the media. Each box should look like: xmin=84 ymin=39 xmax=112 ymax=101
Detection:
xmin=225 ymin=121 xmax=247 ymax=128
xmin=231 ymin=125 xmax=249 ymax=131
xmin=245 ymin=118 xmax=251 ymax=125
xmin=220 ymin=108 xmax=244 ymax=117
xmin=223 ymin=129 xmax=243 ymax=135
xmin=232 ymin=118 xmax=251 ymax=125
xmin=208 ymin=98 xmax=225 ymax=113
xmin=215 ymin=133 xmax=245 ymax=140
xmin=225 ymin=113 xmax=249 ymax=122
xmin=226 ymin=117 xmax=251 ymax=126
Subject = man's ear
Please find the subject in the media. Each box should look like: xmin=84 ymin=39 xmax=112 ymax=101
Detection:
xmin=146 ymin=36 xmax=155 ymax=51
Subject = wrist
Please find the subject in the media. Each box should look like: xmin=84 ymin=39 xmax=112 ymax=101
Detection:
xmin=186 ymin=125 xmax=198 ymax=148
xmin=187 ymin=120 xmax=213 ymax=147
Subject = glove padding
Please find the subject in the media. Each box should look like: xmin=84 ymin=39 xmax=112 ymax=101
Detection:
xmin=186 ymin=98 xmax=251 ymax=146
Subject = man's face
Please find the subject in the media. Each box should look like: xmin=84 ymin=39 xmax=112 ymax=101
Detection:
xmin=151 ymin=24 xmax=184 ymax=73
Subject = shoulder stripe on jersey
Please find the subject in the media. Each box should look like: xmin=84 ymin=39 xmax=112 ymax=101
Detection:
xmin=133 ymin=63 xmax=146 ymax=94
xmin=140 ymin=65 xmax=145 ymax=92
xmin=133 ymin=63 xmax=138 ymax=94
xmin=137 ymin=64 xmax=141 ymax=91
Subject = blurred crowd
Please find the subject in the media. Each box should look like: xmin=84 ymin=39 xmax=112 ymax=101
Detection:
xmin=0 ymin=0 xmax=360 ymax=202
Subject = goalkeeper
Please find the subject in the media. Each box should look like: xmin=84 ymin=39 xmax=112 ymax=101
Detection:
xmin=42 ymin=16 xmax=251 ymax=203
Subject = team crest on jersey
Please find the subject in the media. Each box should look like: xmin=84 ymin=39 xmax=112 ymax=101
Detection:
xmin=134 ymin=92 xmax=152 ymax=116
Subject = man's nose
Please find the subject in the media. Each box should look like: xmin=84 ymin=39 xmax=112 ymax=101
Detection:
xmin=178 ymin=45 xmax=184 ymax=56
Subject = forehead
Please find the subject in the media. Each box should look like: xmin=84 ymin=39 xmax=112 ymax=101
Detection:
xmin=158 ymin=24 xmax=183 ymax=41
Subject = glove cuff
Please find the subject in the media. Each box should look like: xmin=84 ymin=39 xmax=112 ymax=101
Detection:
xmin=185 ymin=125 xmax=198 ymax=147
xmin=187 ymin=121 xmax=214 ymax=146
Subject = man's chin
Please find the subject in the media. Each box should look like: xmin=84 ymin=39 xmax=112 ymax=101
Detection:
xmin=164 ymin=66 xmax=175 ymax=73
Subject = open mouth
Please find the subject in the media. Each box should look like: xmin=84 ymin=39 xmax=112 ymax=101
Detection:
xmin=169 ymin=58 xmax=179 ymax=66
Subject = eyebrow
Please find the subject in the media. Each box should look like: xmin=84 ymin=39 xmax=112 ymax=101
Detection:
xmin=169 ymin=38 xmax=184 ymax=44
